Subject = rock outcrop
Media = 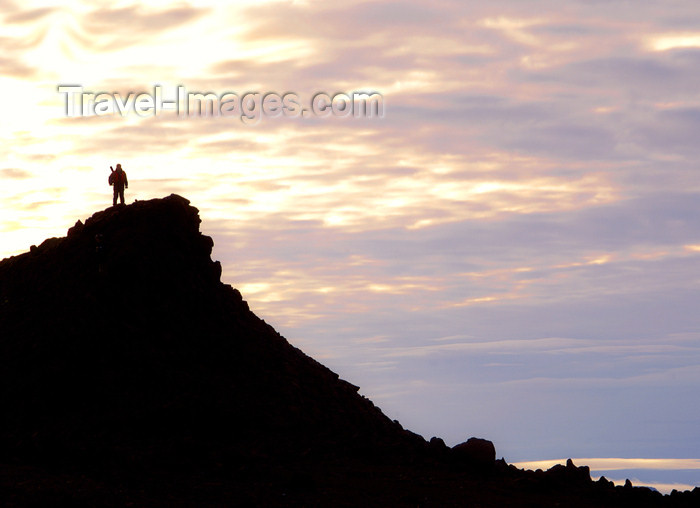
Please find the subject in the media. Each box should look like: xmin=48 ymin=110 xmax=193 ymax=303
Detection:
xmin=452 ymin=437 xmax=497 ymax=470
xmin=0 ymin=195 xmax=697 ymax=507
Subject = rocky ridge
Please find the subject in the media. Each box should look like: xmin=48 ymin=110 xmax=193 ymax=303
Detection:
xmin=0 ymin=194 xmax=697 ymax=506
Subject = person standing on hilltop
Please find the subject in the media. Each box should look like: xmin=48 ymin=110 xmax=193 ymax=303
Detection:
xmin=108 ymin=163 xmax=128 ymax=206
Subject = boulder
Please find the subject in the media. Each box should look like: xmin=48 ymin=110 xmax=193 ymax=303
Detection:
xmin=451 ymin=437 xmax=496 ymax=470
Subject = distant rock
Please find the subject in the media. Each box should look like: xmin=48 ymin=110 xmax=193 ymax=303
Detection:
xmin=452 ymin=437 xmax=496 ymax=470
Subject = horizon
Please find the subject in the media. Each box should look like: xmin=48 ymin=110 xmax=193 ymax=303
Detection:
xmin=2 ymin=0 xmax=700 ymax=495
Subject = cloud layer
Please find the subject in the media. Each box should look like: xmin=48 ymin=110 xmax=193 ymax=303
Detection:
xmin=1 ymin=0 xmax=699 ymax=489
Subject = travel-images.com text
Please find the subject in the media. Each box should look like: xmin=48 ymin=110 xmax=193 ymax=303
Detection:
xmin=57 ymin=85 xmax=385 ymax=124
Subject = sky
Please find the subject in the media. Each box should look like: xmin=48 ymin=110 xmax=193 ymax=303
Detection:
xmin=2 ymin=0 xmax=700 ymax=494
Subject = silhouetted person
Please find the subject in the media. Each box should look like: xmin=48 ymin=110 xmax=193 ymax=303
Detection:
xmin=108 ymin=163 xmax=128 ymax=206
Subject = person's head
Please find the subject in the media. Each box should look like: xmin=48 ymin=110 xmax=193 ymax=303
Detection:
xmin=116 ymin=163 xmax=122 ymax=171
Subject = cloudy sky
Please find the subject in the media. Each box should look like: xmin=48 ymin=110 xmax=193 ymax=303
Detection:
xmin=2 ymin=0 xmax=700 ymax=493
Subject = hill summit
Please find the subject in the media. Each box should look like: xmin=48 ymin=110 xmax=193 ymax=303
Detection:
xmin=0 ymin=195 xmax=697 ymax=506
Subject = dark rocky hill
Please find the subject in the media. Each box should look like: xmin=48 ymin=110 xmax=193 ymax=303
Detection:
xmin=0 ymin=195 xmax=697 ymax=506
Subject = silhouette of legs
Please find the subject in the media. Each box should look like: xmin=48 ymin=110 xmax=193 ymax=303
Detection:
xmin=113 ymin=188 xmax=125 ymax=205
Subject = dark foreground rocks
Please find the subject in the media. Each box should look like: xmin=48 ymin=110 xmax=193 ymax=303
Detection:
xmin=0 ymin=195 xmax=698 ymax=506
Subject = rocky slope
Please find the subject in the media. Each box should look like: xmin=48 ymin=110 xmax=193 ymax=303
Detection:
xmin=0 ymin=195 xmax=697 ymax=506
